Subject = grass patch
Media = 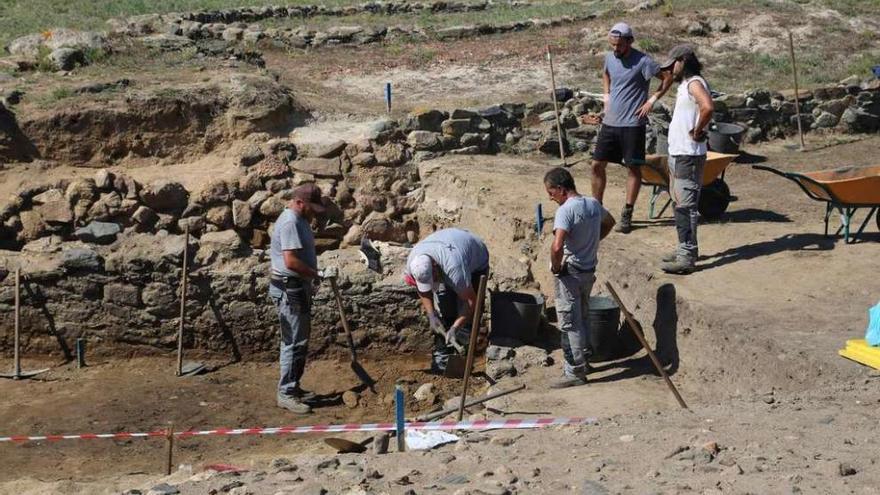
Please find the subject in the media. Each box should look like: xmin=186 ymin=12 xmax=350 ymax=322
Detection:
xmin=636 ymin=37 xmax=660 ymax=54
xmin=0 ymin=0 xmax=356 ymax=47
xmin=235 ymin=2 xmax=592 ymax=32
xmin=50 ymin=86 xmax=73 ymax=100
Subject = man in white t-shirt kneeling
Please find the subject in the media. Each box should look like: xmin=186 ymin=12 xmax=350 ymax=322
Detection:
xmin=658 ymin=44 xmax=715 ymax=274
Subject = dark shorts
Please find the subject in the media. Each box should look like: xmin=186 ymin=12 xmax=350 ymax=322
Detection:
xmin=592 ymin=125 xmax=647 ymax=166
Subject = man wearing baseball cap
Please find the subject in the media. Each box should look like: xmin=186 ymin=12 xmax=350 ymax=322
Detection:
xmin=404 ymin=228 xmax=489 ymax=374
xmin=658 ymin=44 xmax=714 ymax=274
xmin=585 ymin=22 xmax=672 ymax=234
xmin=269 ymin=183 xmax=334 ymax=414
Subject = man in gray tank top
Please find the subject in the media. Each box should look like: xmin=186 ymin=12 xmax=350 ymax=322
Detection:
xmin=544 ymin=168 xmax=616 ymax=388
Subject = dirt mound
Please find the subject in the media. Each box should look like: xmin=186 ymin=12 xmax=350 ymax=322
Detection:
xmin=0 ymin=103 xmax=36 ymax=163
xmin=17 ymin=74 xmax=308 ymax=166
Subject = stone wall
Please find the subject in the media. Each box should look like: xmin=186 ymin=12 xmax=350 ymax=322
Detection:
xmin=712 ymin=85 xmax=880 ymax=143
xmin=0 ymin=240 xmax=425 ymax=360
xmin=398 ymin=83 xmax=880 ymax=158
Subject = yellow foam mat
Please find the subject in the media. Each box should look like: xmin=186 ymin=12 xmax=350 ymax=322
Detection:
xmin=838 ymin=339 xmax=880 ymax=370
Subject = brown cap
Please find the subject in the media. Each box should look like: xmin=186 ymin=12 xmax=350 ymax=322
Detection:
xmin=660 ymin=44 xmax=697 ymax=70
xmin=292 ymin=183 xmax=326 ymax=213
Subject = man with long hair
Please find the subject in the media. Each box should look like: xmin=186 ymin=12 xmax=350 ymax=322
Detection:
xmin=658 ymin=44 xmax=714 ymax=274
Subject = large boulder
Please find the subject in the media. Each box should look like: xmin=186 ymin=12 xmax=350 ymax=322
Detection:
xmin=440 ymin=119 xmax=472 ymax=137
xmin=49 ymin=47 xmax=85 ymax=71
xmin=193 ymin=179 xmax=234 ymax=206
xmin=232 ymin=200 xmax=253 ymax=229
xmin=18 ymin=210 xmax=48 ymax=242
xmin=206 ymin=205 xmax=233 ymax=228
xmin=35 ymin=200 xmax=73 ymax=225
xmin=840 ymin=107 xmax=880 ymax=133
xmin=65 ymin=179 xmax=97 ymax=205
xmin=86 ymin=192 xmax=123 ymax=222
xmin=7 ymin=29 xmax=108 ymax=58
xmin=140 ymin=180 xmax=188 ymax=211
xmin=32 ymin=189 xmax=65 ymax=205
xmin=74 ymin=221 xmax=121 ymax=244
xmin=291 ymin=157 xmax=342 ymax=178
xmin=402 ymin=109 xmax=448 ymax=132
xmin=407 ymin=130 xmax=443 ymax=151
xmin=62 ymin=247 xmax=103 ymax=272
xmin=374 ymin=142 xmax=408 ymax=166
xmin=132 ymin=205 xmax=159 ymax=229
xmin=197 ymin=230 xmax=245 ymax=263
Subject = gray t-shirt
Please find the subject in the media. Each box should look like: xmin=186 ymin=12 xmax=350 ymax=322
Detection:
xmin=406 ymin=228 xmax=489 ymax=294
xmin=603 ymin=48 xmax=661 ymax=127
xmin=270 ymin=209 xmax=317 ymax=278
xmin=553 ymin=196 xmax=605 ymax=272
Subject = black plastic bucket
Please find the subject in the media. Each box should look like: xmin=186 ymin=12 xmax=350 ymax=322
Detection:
xmin=707 ymin=122 xmax=745 ymax=154
xmin=490 ymin=291 xmax=545 ymax=344
xmin=586 ymin=296 xmax=642 ymax=362
xmin=586 ymin=296 xmax=621 ymax=362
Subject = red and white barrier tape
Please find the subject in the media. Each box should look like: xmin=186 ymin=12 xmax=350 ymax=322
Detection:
xmin=0 ymin=417 xmax=595 ymax=444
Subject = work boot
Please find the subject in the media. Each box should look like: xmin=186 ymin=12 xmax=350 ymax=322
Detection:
xmin=661 ymin=250 xmax=678 ymax=263
xmin=292 ymin=387 xmax=318 ymax=402
xmin=277 ymin=394 xmax=312 ymax=414
xmin=549 ymin=373 xmax=588 ymax=389
xmin=615 ymin=206 xmax=633 ymax=234
xmin=663 ymin=248 xmax=698 ymax=263
xmin=661 ymin=255 xmax=696 ymax=275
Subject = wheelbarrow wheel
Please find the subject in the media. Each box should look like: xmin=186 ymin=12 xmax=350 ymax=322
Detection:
xmin=698 ymin=179 xmax=731 ymax=221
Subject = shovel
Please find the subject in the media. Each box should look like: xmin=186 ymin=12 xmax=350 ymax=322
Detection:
xmin=328 ymin=277 xmax=377 ymax=393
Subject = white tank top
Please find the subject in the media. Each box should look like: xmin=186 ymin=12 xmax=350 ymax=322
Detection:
xmin=667 ymin=75 xmax=710 ymax=156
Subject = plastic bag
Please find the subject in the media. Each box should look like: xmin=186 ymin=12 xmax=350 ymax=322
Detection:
xmin=866 ymin=301 xmax=880 ymax=346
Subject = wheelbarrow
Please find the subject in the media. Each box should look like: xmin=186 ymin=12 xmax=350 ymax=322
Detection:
xmin=640 ymin=151 xmax=739 ymax=220
xmin=753 ymin=164 xmax=880 ymax=243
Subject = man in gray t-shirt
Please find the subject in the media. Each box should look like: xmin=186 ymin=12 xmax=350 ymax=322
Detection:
xmin=585 ymin=22 xmax=672 ymax=234
xmin=544 ymin=168 xmax=615 ymax=389
xmin=404 ymin=228 xmax=490 ymax=373
xmin=268 ymin=184 xmax=326 ymax=415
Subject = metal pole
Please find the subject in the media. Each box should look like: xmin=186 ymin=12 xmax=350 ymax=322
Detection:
xmin=416 ymin=384 xmax=525 ymax=422
xmin=605 ymin=282 xmax=688 ymax=409
xmin=13 ymin=267 xmax=21 ymax=379
xmin=535 ymin=204 xmax=544 ymax=233
xmin=76 ymin=338 xmax=86 ymax=369
xmin=457 ymin=274 xmax=488 ymax=421
xmin=546 ymin=45 xmax=568 ymax=166
xmin=164 ymin=423 xmax=174 ymax=475
xmin=176 ymin=226 xmax=189 ymax=377
xmin=788 ymin=31 xmax=805 ymax=150
xmin=395 ymin=385 xmax=405 ymax=452
xmin=384 ymin=82 xmax=392 ymax=114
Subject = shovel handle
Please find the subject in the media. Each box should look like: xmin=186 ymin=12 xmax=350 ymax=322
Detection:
xmin=329 ymin=277 xmax=358 ymax=363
